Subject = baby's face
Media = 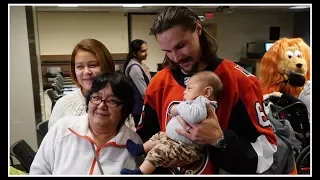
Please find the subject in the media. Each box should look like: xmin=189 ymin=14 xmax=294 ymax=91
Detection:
xmin=183 ymin=77 xmax=205 ymax=100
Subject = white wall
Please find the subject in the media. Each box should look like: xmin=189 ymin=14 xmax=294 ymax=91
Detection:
xmin=131 ymin=14 xmax=165 ymax=72
xmin=36 ymin=11 xmax=294 ymax=72
xmin=37 ymin=12 xmax=129 ymax=54
xmin=209 ymin=12 xmax=294 ymax=61
xmin=10 ymin=6 xmax=38 ymax=154
xmin=130 ymin=12 xmax=295 ymax=72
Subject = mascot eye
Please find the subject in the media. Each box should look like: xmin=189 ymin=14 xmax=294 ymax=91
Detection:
xmin=285 ymin=51 xmax=294 ymax=59
xmin=294 ymin=50 xmax=302 ymax=58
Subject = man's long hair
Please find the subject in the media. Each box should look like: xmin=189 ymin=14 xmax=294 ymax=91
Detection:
xmin=150 ymin=6 xmax=219 ymax=70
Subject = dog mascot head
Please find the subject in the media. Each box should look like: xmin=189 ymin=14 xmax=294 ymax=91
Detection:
xmin=259 ymin=37 xmax=310 ymax=97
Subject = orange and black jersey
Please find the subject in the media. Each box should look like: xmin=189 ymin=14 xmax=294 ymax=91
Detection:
xmin=136 ymin=57 xmax=277 ymax=174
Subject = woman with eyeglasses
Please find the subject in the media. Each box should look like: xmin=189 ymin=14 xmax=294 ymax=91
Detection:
xmin=30 ymin=72 xmax=143 ymax=175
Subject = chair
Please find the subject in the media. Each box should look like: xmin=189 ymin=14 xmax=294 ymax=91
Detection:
xmin=52 ymin=82 xmax=76 ymax=96
xmin=52 ymin=83 xmax=63 ymax=95
xmin=46 ymin=89 xmax=62 ymax=110
xmin=57 ymin=72 xmax=72 ymax=83
xmin=10 ymin=139 xmax=36 ymax=173
xmin=37 ymin=120 xmax=49 ymax=137
xmin=54 ymin=77 xmax=77 ymax=89
xmin=296 ymin=145 xmax=310 ymax=174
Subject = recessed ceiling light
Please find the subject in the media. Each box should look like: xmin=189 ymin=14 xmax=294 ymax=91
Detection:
xmin=57 ymin=4 xmax=79 ymax=7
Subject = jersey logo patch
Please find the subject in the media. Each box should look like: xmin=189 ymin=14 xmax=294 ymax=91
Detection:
xmin=255 ymin=102 xmax=271 ymax=127
xmin=184 ymin=77 xmax=190 ymax=86
xmin=234 ymin=65 xmax=254 ymax=77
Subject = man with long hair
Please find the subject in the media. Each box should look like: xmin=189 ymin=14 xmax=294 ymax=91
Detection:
xmin=135 ymin=6 xmax=278 ymax=174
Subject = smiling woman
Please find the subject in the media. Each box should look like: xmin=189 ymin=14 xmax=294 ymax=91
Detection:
xmin=48 ymin=38 xmax=115 ymax=130
xmin=29 ymin=72 xmax=143 ymax=175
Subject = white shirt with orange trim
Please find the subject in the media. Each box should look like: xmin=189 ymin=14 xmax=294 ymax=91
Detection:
xmin=48 ymin=88 xmax=86 ymax=130
xmin=30 ymin=114 xmax=143 ymax=175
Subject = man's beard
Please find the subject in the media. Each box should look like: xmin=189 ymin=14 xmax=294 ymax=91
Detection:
xmin=180 ymin=61 xmax=199 ymax=75
xmin=173 ymin=56 xmax=198 ymax=75
xmin=190 ymin=62 xmax=199 ymax=73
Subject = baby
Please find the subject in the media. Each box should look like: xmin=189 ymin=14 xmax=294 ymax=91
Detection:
xmin=121 ymin=71 xmax=223 ymax=174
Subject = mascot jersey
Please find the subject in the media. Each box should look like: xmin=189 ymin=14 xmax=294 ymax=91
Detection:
xmin=136 ymin=57 xmax=277 ymax=174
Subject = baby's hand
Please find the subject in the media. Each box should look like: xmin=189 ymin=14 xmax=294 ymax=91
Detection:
xmin=169 ymin=104 xmax=178 ymax=116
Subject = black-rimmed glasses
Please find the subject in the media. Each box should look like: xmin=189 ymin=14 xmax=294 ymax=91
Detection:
xmin=89 ymin=95 xmax=123 ymax=108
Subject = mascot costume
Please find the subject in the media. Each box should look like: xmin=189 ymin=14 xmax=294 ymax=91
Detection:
xmin=259 ymin=38 xmax=311 ymax=175
xmin=259 ymin=37 xmax=310 ymax=97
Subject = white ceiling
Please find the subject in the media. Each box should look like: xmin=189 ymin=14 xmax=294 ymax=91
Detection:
xmin=35 ymin=5 xmax=310 ymax=14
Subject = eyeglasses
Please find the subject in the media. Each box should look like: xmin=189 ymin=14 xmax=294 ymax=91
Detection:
xmin=89 ymin=95 xmax=123 ymax=108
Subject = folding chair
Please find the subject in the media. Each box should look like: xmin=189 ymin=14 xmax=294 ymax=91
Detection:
xmin=36 ymin=120 xmax=49 ymax=137
xmin=46 ymin=89 xmax=62 ymax=110
xmin=10 ymin=139 xmax=36 ymax=173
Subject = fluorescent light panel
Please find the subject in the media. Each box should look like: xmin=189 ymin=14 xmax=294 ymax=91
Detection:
xmin=122 ymin=4 xmax=143 ymax=7
xmin=289 ymin=6 xmax=309 ymax=9
xmin=57 ymin=4 xmax=79 ymax=7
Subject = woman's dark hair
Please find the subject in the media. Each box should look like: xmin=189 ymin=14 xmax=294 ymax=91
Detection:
xmin=123 ymin=39 xmax=146 ymax=73
xmin=150 ymin=6 xmax=218 ymax=70
xmin=86 ymin=72 xmax=134 ymax=132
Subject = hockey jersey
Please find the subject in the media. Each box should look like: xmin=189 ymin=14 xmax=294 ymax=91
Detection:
xmin=137 ymin=57 xmax=277 ymax=174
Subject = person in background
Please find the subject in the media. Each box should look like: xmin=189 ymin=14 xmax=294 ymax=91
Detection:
xmin=48 ymin=38 xmax=115 ymax=129
xmin=30 ymin=72 xmax=143 ymax=175
xmin=136 ymin=6 xmax=278 ymax=174
xmin=123 ymin=39 xmax=152 ymax=127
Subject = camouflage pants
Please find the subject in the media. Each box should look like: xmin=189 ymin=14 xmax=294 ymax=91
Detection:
xmin=145 ymin=131 xmax=201 ymax=167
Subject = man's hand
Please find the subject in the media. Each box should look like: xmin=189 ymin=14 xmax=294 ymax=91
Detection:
xmin=160 ymin=103 xmax=223 ymax=168
xmin=176 ymin=102 xmax=223 ymax=145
